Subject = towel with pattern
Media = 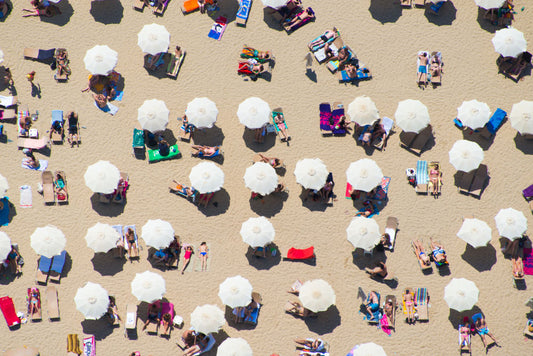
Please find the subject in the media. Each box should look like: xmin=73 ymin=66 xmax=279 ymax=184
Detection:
xmin=22 ymin=158 xmax=48 ymax=171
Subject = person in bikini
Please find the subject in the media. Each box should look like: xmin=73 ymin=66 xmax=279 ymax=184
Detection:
xmin=238 ymin=59 xmax=264 ymax=75
xmin=191 ymin=145 xmax=219 ymax=157
xmin=403 ymin=288 xmax=416 ymax=323
xmin=180 ymin=245 xmax=193 ymax=274
xmin=383 ymin=298 xmax=395 ymax=326
xmin=273 ymin=112 xmax=290 ymax=141
xmin=257 ymin=153 xmax=281 ymax=168
xmin=241 ymin=47 xmax=272 ymax=62
xmin=459 ymin=318 xmax=471 ymax=353
xmin=428 ymin=164 xmax=441 ymax=196
xmin=125 ymin=228 xmax=138 ymax=257
xmin=198 ymin=242 xmax=208 ymax=271
xmin=430 ymin=238 xmax=447 ymax=266
xmin=412 ymin=239 xmax=431 ymax=268
xmin=28 ymin=287 xmax=40 ymax=317
xmin=284 ymin=7 xmax=315 ymax=32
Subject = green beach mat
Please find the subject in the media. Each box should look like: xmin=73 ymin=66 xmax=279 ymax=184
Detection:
xmin=148 ymin=144 xmax=180 ymax=162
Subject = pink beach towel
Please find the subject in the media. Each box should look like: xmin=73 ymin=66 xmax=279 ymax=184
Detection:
xmin=380 ymin=315 xmax=392 ymax=336
xmin=523 ymin=248 xmax=533 ymax=275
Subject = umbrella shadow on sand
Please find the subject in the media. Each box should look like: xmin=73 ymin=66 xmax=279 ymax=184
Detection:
xmin=461 ymin=244 xmax=497 ymax=272
xmin=245 ymin=244 xmax=281 ymax=270
xmin=298 ymin=188 xmax=329 ymax=212
xmin=0 ymin=1 xmax=13 ymax=22
xmin=90 ymin=0 xmax=124 ymax=24
xmin=91 ymin=252 xmax=126 ymax=276
xmin=448 ymin=305 xmax=483 ymax=329
xmin=514 ymin=133 xmax=533 ymax=154
xmin=208 ymin=0 xmax=239 ymax=23
xmin=81 ymin=319 xmax=114 ymax=340
xmin=242 ymin=128 xmax=276 ymax=152
xmin=476 ymin=7 xmax=499 ymax=33
xmin=90 ymin=194 xmax=126 ymax=217
xmin=424 ymin=1 xmax=456 ymax=26
xmin=250 ymin=191 xmax=288 ymax=217
xmin=192 ymin=125 xmax=226 ymax=147
xmin=197 ymin=188 xmax=230 ymax=216
xmin=461 ymin=130 xmax=496 ymax=151
xmin=40 ymin=1 xmax=73 ymax=27
xmin=368 ymin=0 xmax=402 ymax=24
xmin=263 ymin=7 xmax=284 ymax=31
xmin=304 ymin=306 xmax=341 ymax=334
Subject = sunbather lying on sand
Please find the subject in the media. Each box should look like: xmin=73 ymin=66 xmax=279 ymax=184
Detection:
xmin=474 ymin=315 xmax=499 ymax=349
xmin=241 ymin=47 xmax=272 ymax=61
xmin=180 ymin=245 xmax=193 ymax=274
xmin=355 ymin=200 xmax=375 ymax=217
xmin=365 ymin=261 xmax=388 ymax=278
xmin=284 ymin=7 xmax=315 ymax=32
xmin=412 ymin=239 xmax=431 ymax=268
xmin=28 ymin=287 xmax=40 ymax=317
xmin=22 ymin=0 xmax=58 ymax=17
xmin=512 ymin=255 xmax=524 ymax=278
xmin=286 ymin=300 xmax=316 ymax=318
xmin=93 ymin=93 xmax=107 ymax=109
xmin=257 ymin=153 xmax=282 ymax=168
xmin=191 ymin=145 xmax=219 ymax=157
xmin=309 ymin=28 xmax=338 ymax=49
xmin=238 ymin=60 xmax=264 ymax=75
xmin=294 ymin=338 xmax=326 ymax=352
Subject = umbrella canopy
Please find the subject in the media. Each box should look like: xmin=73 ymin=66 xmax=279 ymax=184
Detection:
xmin=240 ymin=216 xmax=275 ymax=248
xmin=494 ymin=208 xmax=528 ymax=239
xmin=448 ymin=140 xmax=484 ymax=172
xmin=74 ymin=282 xmax=110 ymax=320
xmin=299 ymin=279 xmax=336 ymax=313
xmin=190 ymin=304 xmax=225 ymax=334
xmin=457 ymin=100 xmax=491 ymax=130
xmin=525 ymin=297 xmax=533 ymax=309
xmin=0 ymin=231 xmax=11 ymax=261
xmin=0 ymin=49 xmax=4 ymax=64
xmin=0 ymin=173 xmax=8 ymax=198
xmin=475 ymin=0 xmax=505 ymax=9
xmin=137 ymin=23 xmax=170 ymax=56
xmin=83 ymin=45 xmax=118 ymax=75
xmin=347 ymin=96 xmax=379 ymax=126
xmin=137 ymin=99 xmax=169 ymax=133
xmin=346 ymin=217 xmax=381 ymax=252
xmin=85 ymin=223 xmax=121 ymax=253
xmin=237 ymin=97 xmax=271 ymax=129
xmin=492 ymin=28 xmax=527 ymax=58
xmin=457 ymin=218 xmax=492 ymax=248
xmin=141 ymin=219 xmax=175 ymax=249
xmin=509 ymin=100 xmax=533 ymax=135
xmin=243 ymin=162 xmax=278 ymax=195
xmin=30 ymin=225 xmax=66 ymax=258
xmin=131 ymin=271 xmax=166 ymax=303
xmin=444 ymin=278 xmax=479 ymax=311
xmin=185 ymin=97 xmax=218 ymax=129
xmin=394 ymin=99 xmax=430 ymax=133
xmin=218 ymin=275 xmax=253 ymax=308
xmin=217 ymin=338 xmax=253 ymax=356
xmin=189 ymin=162 xmax=224 ymax=194
xmin=262 ymin=0 xmax=289 ymax=9
xmin=348 ymin=343 xmax=387 ymax=356
xmin=346 ymin=159 xmax=383 ymax=192
xmin=84 ymin=160 xmax=121 ymax=194
xmin=293 ymin=158 xmax=329 ymax=190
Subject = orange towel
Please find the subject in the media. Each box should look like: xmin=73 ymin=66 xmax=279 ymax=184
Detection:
xmin=182 ymin=0 xmax=199 ymax=13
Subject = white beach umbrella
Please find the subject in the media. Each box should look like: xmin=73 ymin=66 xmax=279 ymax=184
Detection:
xmin=30 ymin=225 xmax=66 ymax=258
xmin=494 ymin=208 xmax=528 ymax=239
xmin=84 ymin=160 xmax=121 ymax=194
xmin=237 ymin=97 xmax=271 ymax=129
xmin=475 ymin=0 xmax=505 ymax=10
xmin=0 ymin=231 xmax=11 ymax=261
xmin=509 ymin=100 xmax=533 ymax=135
xmin=457 ymin=100 xmax=491 ymax=130
xmin=0 ymin=49 xmax=3 ymax=64
xmin=492 ymin=28 xmax=527 ymax=58
xmin=141 ymin=219 xmax=175 ymax=249
xmin=293 ymin=158 xmax=329 ymax=190
xmin=262 ymin=0 xmax=288 ymax=9
xmin=137 ymin=99 xmax=169 ymax=133
xmin=240 ymin=217 xmax=275 ymax=248
xmin=457 ymin=218 xmax=492 ymax=248
xmin=74 ymin=282 xmax=110 ymax=320
xmin=131 ymin=271 xmax=166 ymax=303
xmin=243 ymin=162 xmax=278 ymax=195
xmin=0 ymin=173 xmax=8 ymax=198
xmin=137 ymin=23 xmax=170 ymax=56
xmin=218 ymin=275 xmax=253 ymax=308
xmin=83 ymin=45 xmax=118 ymax=75
xmin=444 ymin=278 xmax=479 ymax=311
xmin=189 ymin=162 xmax=224 ymax=194
xmin=346 ymin=217 xmax=381 ymax=252
xmin=185 ymin=97 xmax=218 ymax=129
xmin=85 ymin=222 xmax=121 ymax=253
xmin=190 ymin=304 xmax=225 ymax=334
xmin=525 ymin=297 xmax=533 ymax=309
xmin=217 ymin=338 xmax=253 ymax=356
xmin=299 ymin=279 xmax=336 ymax=313
xmin=394 ymin=99 xmax=430 ymax=133
xmin=346 ymin=159 xmax=383 ymax=192
xmin=448 ymin=140 xmax=484 ymax=172
xmin=347 ymin=96 xmax=379 ymax=126
xmin=349 ymin=343 xmax=387 ymax=356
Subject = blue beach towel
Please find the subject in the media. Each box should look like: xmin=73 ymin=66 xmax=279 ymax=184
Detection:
xmin=95 ymin=101 xmax=119 ymax=115
xmin=208 ymin=16 xmax=227 ymax=40
xmin=0 ymin=197 xmax=10 ymax=226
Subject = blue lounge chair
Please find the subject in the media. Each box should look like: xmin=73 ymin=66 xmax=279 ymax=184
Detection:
xmin=0 ymin=197 xmax=9 ymax=227
xmin=430 ymin=1 xmax=445 ymax=14
xmin=236 ymin=0 xmax=251 ymax=27
xmin=36 ymin=255 xmax=53 ymax=284
xmin=480 ymin=108 xmax=506 ymax=139
xmin=51 ymin=110 xmax=64 ymax=143
xmin=48 ymin=250 xmax=67 ymax=283
xmin=338 ymin=67 xmax=372 ymax=83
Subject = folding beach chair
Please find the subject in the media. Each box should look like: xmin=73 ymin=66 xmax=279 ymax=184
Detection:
xmin=479 ymin=108 xmax=506 ymax=139
xmin=124 ymin=304 xmax=137 ymax=338
xmin=42 ymin=171 xmax=55 ymax=204
xmin=45 ymin=285 xmax=60 ymax=320
xmin=48 ymin=250 xmax=67 ymax=283
xmin=415 ymin=160 xmax=428 ymax=194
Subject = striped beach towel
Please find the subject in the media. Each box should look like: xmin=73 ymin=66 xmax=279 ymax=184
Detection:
xmin=416 ymin=160 xmax=428 ymax=185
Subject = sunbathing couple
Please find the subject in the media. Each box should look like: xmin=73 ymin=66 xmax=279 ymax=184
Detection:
xmin=142 ymin=302 xmax=172 ymax=334
xmin=233 ymin=297 xmax=258 ymax=323
xmin=417 ymin=52 xmax=442 ymax=87
xmin=412 ymin=239 xmax=447 ymax=268
xmin=169 ymin=181 xmax=213 ymax=207
xmin=82 ymin=72 xmax=119 ymax=108
xmin=151 ymin=236 xmax=181 ymax=268
xmin=307 ymin=172 xmax=335 ymax=204
xmin=358 ymin=120 xmax=386 ymax=147
xmin=23 ymin=0 xmax=60 ymax=17
xmin=181 ymin=329 xmax=211 ymax=355
xmin=286 ymin=280 xmax=317 ymax=318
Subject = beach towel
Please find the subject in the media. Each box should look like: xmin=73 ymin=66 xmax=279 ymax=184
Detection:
xmin=236 ymin=0 xmax=251 ymax=25
xmin=319 ymin=103 xmax=333 ymax=131
xmin=208 ymin=17 xmax=227 ymax=41
xmin=524 ymin=248 xmax=533 ymax=275
xmin=83 ymin=336 xmax=96 ymax=356
xmin=178 ymin=243 xmax=195 ymax=273
xmin=523 ymin=184 xmax=533 ymax=199
xmin=380 ymin=314 xmax=392 ymax=336
xmin=331 ymin=107 xmax=346 ymax=135
xmin=194 ymin=244 xmax=211 ymax=271
xmin=22 ymin=158 xmax=48 ymax=172
xmin=110 ymin=85 xmax=124 ymax=101
xmin=19 ymin=185 xmax=32 ymax=208
xmin=416 ymin=160 xmax=428 ymax=185
xmin=486 ymin=108 xmax=506 ymax=135
xmin=0 ymin=197 xmax=10 ymax=225
xmin=0 ymin=95 xmax=16 ymax=108
xmin=94 ymin=101 xmax=119 ymax=115
xmin=357 ymin=201 xmax=379 ymax=218
xmin=371 ymin=177 xmax=391 ymax=200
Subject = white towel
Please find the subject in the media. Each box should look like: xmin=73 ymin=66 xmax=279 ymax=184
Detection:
xmin=19 ymin=185 xmax=32 ymax=208
xmin=21 ymin=158 xmax=48 ymax=171
xmin=0 ymin=95 xmax=16 ymax=108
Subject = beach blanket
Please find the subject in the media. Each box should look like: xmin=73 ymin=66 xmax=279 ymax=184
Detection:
xmin=319 ymin=103 xmax=332 ymax=131
xmin=236 ymin=0 xmax=251 ymax=25
xmin=22 ymin=158 xmax=48 ymax=171
xmin=371 ymin=176 xmax=391 ymax=200
xmin=94 ymin=101 xmax=119 ymax=115
xmin=357 ymin=201 xmax=379 ymax=218
xmin=208 ymin=16 xmax=227 ymax=41
xmin=83 ymin=336 xmax=96 ymax=356
xmin=524 ymin=248 xmax=533 ymax=275
xmin=331 ymin=107 xmax=346 ymax=135
xmin=0 ymin=197 xmax=10 ymax=225
xmin=111 ymin=86 xmax=124 ymax=101
xmin=19 ymin=185 xmax=32 ymax=208
xmin=416 ymin=160 xmax=428 ymax=185
xmin=0 ymin=95 xmax=16 ymax=108
xmin=380 ymin=315 xmax=392 ymax=336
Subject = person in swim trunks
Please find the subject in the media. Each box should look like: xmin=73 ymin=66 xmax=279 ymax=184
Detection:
xmin=474 ymin=315 xmax=498 ymax=349
xmin=365 ymin=291 xmax=380 ymax=321
xmin=418 ymin=52 xmax=428 ymax=85
xmin=198 ymin=242 xmax=208 ymax=272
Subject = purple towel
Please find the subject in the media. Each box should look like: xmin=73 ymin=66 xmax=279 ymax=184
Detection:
xmin=331 ymin=108 xmax=346 ymax=135
xmin=319 ymin=103 xmax=332 ymax=130
xmin=523 ymin=184 xmax=533 ymax=199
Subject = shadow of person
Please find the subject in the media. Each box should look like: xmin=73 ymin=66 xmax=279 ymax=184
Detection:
xmin=461 ymin=244 xmax=497 ymax=272
xmin=368 ymin=0 xmax=402 ymax=24
xmin=90 ymin=0 xmax=124 ymax=24
xmin=31 ymin=83 xmax=41 ymax=98
xmin=305 ymin=68 xmax=317 ymax=82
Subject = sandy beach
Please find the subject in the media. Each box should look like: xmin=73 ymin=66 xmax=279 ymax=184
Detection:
xmin=1 ymin=0 xmax=533 ymax=355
